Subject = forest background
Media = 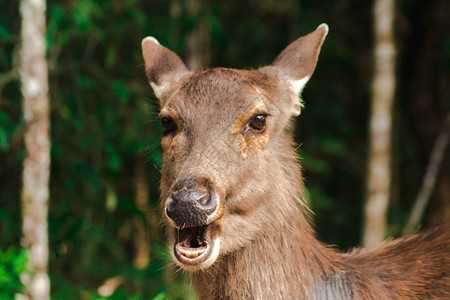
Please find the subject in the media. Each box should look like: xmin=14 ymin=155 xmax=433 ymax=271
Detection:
xmin=1 ymin=0 xmax=449 ymax=299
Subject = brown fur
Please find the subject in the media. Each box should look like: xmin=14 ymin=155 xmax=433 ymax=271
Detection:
xmin=141 ymin=25 xmax=450 ymax=299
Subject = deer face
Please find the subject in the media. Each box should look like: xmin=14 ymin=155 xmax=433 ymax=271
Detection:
xmin=142 ymin=25 xmax=328 ymax=271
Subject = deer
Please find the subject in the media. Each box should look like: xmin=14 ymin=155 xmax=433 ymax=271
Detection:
xmin=141 ymin=24 xmax=450 ymax=299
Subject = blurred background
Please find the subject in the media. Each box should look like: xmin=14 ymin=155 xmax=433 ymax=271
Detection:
xmin=1 ymin=0 xmax=449 ymax=299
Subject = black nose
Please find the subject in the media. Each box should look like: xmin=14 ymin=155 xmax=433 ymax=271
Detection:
xmin=166 ymin=179 xmax=217 ymax=227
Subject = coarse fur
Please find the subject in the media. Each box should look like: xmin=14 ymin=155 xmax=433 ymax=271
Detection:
xmin=141 ymin=24 xmax=450 ymax=299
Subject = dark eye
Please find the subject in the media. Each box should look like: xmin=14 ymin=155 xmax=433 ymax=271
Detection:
xmin=160 ymin=116 xmax=177 ymax=137
xmin=248 ymin=114 xmax=268 ymax=132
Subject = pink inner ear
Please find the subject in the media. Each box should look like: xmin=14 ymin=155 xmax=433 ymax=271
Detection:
xmin=271 ymin=24 xmax=328 ymax=81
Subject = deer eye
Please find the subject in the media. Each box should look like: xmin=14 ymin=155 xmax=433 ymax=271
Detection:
xmin=159 ymin=116 xmax=178 ymax=137
xmin=248 ymin=113 xmax=268 ymax=133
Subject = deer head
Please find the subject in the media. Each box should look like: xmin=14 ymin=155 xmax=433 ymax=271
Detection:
xmin=142 ymin=25 xmax=328 ymax=271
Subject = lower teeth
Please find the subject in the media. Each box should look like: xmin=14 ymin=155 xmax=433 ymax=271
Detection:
xmin=177 ymin=244 xmax=206 ymax=258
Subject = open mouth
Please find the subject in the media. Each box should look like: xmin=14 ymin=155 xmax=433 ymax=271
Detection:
xmin=173 ymin=224 xmax=220 ymax=270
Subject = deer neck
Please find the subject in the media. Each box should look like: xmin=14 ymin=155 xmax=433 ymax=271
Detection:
xmin=192 ymin=143 xmax=347 ymax=299
xmin=192 ymin=209 xmax=346 ymax=299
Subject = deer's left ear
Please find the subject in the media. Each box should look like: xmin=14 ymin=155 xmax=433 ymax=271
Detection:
xmin=271 ymin=24 xmax=328 ymax=114
xmin=141 ymin=37 xmax=190 ymax=100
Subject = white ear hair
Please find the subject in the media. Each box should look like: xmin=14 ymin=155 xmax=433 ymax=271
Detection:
xmin=290 ymin=76 xmax=309 ymax=116
xmin=142 ymin=36 xmax=160 ymax=45
xmin=290 ymin=76 xmax=309 ymax=95
xmin=150 ymin=82 xmax=169 ymax=98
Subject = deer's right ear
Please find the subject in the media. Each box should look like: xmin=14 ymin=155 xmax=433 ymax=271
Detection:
xmin=141 ymin=37 xmax=190 ymax=99
xmin=271 ymin=24 xmax=328 ymax=115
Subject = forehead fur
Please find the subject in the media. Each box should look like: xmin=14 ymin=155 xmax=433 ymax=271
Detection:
xmin=181 ymin=68 xmax=247 ymax=101
xmin=164 ymin=67 xmax=286 ymax=115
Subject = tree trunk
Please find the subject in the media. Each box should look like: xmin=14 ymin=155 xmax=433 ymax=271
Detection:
xmin=133 ymin=155 xmax=150 ymax=269
xmin=186 ymin=0 xmax=211 ymax=71
xmin=20 ymin=0 xmax=51 ymax=299
xmin=403 ymin=114 xmax=450 ymax=235
xmin=363 ymin=0 xmax=396 ymax=247
xmin=400 ymin=0 xmax=450 ymax=229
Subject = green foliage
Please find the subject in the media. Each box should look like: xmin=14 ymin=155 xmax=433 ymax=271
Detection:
xmin=0 ymin=247 xmax=27 ymax=298
xmin=1 ymin=0 xmax=449 ymax=298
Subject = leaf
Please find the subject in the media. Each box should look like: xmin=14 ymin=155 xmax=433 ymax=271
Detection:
xmin=105 ymin=145 xmax=122 ymax=171
xmin=151 ymin=292 xmax=167 ymax=300
xmin=75 ymin=76 xmax=98 ymax=88
xmin=106 ymin=185 xmax=118 ymax=212
xmin=0 ymin=26 xmax=9 ymax=40
xmin=12 ymin=250 xmax=28 ymax=275
xmin=300 ymin=152 xmax=331 ymax=174
xmin=0 ymin=127 xmax=9 ymax=151
xmin=46 ymin=7 xmax=63 ymax=47
xmin=112 ymin=81 xmax=130 ymax=103
xmin=320 ymin=137 xmax=346 ymax=155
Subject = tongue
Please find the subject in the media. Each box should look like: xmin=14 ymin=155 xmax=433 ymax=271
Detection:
xmin=176 ymin=226 xmax=209 ymax=259
xmin=178 ymin=225 xmax=208 ymax=249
